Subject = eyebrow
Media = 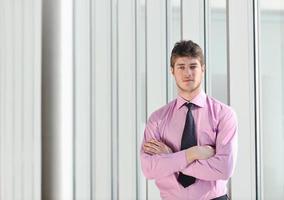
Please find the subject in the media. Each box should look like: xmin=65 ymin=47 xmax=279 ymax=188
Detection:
xmin=176 ymin=62 xmax=198 ymax=66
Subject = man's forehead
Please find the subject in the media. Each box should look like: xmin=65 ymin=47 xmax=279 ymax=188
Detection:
xmin=175 ymin=57 xmax=200 ymax=65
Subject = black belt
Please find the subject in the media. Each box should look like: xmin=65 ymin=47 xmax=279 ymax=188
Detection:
xmin=211 ymin=194 xmax=228 ymax=200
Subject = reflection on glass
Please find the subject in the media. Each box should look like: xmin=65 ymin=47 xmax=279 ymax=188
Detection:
xmin=208 ymin=0 xmax=227 ymax=103
xmin=259 ymin=0 xmax=284 ymax=199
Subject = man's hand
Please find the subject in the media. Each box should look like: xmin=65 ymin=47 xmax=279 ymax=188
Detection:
xmin=185 ymin=145 xmax=215 ymax=164
xmin=143 ymin=139 xmax=173 ymax=155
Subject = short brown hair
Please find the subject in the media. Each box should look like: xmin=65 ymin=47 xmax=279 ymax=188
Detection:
xmin=170 ymin=40 xmax=204 ymax=67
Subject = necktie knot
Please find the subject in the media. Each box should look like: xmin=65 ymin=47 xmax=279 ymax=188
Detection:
xmin=185 ymin=102 xmax=194 ymax=110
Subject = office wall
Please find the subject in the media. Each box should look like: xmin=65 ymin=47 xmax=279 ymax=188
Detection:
xmin=0 ymin=0 xmax=41 ymax=200
xmin=3 ymin=0 xmax=283 ymax=200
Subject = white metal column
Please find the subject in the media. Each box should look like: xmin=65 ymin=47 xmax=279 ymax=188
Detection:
xmin=42 ymin=0 xmax=74 ymax=199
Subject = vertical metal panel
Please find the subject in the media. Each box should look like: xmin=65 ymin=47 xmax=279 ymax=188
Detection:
xmin=14 ymin=1 xmax=24 ymax=199
xmin=42 ymin=0 xmax=74 ymax=199
xmin=3 ymin=2 xmax=14 ymax=200
xmin=0 ymin=1 xmax=41 ymax=199
xmin=42 ymin=0 xmax=63 ymax=199
xmin=92 ymin=0 xmax=112 ymax=199
xmin=74 ymin=0 xmax=92 ymax=199
xmin=204 ymin=0 xmax=211 ymax=94
xmin=117 ymin=0 xmax=137 ymax=199
xmin=136 ymin=0 xmax=147 ymax=199
xmin=23 ymin=0 xmax=37 ymax=199
xmin=0 ymin=2 xmax=3 ymax=197
xmin=146 ymin=0 xmax=167 ymax=199
xmin=253 ymin=1 xmax=261 ymax=198
xmin=228 ymin=0 xmax=257 ymax=199
xmin=110 ymin=0 xmax=119 ymax=199
xmin=33 ymin=0 xmax=42 ymax=199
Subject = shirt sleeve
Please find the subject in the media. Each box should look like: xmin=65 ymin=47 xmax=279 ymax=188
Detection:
xmin=140 ymin=113 xmax=188 ymax=180
xmin=181 ymin=109 xmax=238 ymax=181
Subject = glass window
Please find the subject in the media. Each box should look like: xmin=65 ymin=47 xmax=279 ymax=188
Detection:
xmin=259 ymin=0 xmax=284 ymax=199
xmin=207 ymin=0 xmax=228 ymax=103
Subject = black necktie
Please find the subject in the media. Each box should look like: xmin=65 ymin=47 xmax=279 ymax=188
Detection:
xmin=177 ymin=103 xmax=197 ymax=188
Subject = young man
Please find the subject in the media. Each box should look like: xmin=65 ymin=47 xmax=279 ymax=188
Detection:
xmin=140 ymin=40 xmax=238 ymax=200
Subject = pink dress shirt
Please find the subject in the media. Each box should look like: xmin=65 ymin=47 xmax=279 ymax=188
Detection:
xmin=140 ymin=91 xmax=238 ymax=200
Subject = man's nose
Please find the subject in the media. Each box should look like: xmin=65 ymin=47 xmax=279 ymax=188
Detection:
xmin=184 ymin=67 xmax=192 ymax=76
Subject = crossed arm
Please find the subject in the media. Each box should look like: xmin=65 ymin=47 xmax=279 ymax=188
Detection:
xmin=143 ymin=139 xmax=215 ymax=164
xmin=140 ymin=111 xmax=238 ymax=181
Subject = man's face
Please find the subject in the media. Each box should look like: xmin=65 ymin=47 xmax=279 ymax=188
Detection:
xmin=171 ymin=56 xmax=205 ymax=94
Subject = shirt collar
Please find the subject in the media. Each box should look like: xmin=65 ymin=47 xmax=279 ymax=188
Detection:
xmin=176 ymin=90 xmax=206 ymax=109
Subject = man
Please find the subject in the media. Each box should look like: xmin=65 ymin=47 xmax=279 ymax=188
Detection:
xmin=140 ymin=40 xmax=238 ymax=200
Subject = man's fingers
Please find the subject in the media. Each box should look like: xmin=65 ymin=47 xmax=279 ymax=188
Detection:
xmin=143 ymin=143 xmax=163 ymax=155
xmin=144 ymin=148 xmax=156 ymax=155
xmin=148 ymin=140 xmax=163 ymax=147
xmin=143 ymin=145 xmax=160 ymax=155
xmin=148 ymin=140 xmax=169 ymax=150
xmin=144 ymin=143 xmax=160 ymax=152
xmin=145 ymin=140 xmax=165 ymax=150
xmin=143 ymin=142 xmax=166 ymax=155
xmin=143 ymin=140 xmax=173 ymax=155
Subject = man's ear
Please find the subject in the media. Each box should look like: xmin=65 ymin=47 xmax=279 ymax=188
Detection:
xmin=202 ymin=64 xmax=205 ymax=72
xmin=170 ymin=67 xmax=174 ymax=75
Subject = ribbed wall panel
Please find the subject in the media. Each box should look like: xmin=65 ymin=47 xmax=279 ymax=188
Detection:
xmin=0 ymin=1 xmax=41 ymax=200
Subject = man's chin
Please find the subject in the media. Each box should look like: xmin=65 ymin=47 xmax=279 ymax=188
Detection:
xmin=182 ymin=86 xmax=200 ymax=93
xmin=180 ymin=88 xmax=194 ymax=93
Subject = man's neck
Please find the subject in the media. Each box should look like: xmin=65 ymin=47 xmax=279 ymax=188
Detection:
xmin=178 ymin=88 xmax=201 ymax=102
